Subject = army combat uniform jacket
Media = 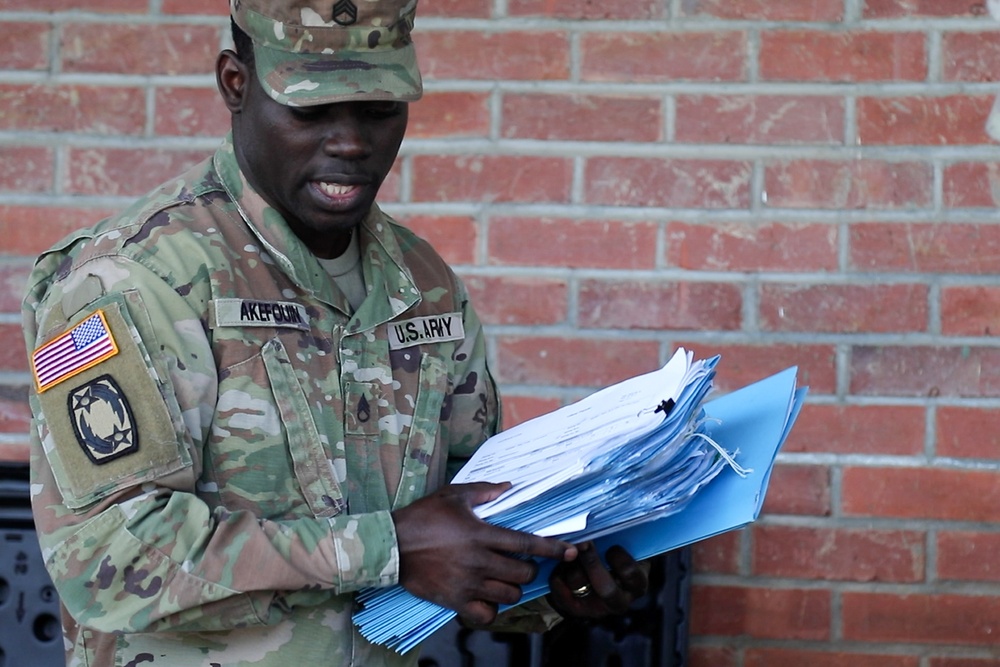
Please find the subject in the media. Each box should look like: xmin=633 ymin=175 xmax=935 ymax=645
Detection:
xmin=22 ymin=136 xmax=506 ymax=666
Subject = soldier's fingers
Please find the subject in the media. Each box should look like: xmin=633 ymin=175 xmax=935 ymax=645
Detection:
xmin=577 ymin=542 xmax=630 ymax=613
xmin=458 ymin=599 xmax=500 ymax=629
xmin=488 ymin=524 xmax=577 ymax=562
xmin=605 ymin=545 xmax=649 ymax=598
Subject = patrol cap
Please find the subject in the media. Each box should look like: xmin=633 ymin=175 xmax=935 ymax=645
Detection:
xmin=230 ymin=0 xmax=422 ymax=106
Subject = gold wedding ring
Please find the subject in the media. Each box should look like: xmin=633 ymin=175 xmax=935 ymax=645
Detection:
xmin=570 ymin=583 xmax=592 ymax=598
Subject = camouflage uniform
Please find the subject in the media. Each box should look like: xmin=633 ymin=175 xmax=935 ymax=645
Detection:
xmin=22 ymin=135 xmax=501 ymax=666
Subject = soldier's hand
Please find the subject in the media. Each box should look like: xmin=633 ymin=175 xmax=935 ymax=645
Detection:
xmin=546 ymin=542 xmax=649 ymax=620
xmin=392 ymin=482 xmax=578 ymax=627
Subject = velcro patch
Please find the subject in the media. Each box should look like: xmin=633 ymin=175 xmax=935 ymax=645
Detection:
xmin=36 ymin=300 xmax=188 ymax=509
xmin=388 ymin=313 xmax=465 ymax=350
xmin=32 ymin=309 xmax=119 ymax=393
xmin=212 ymin=298 xmax=309 ymax=330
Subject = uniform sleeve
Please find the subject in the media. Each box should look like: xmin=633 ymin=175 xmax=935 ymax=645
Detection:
xmin=23 ymin=254 xmax=399 ymax=635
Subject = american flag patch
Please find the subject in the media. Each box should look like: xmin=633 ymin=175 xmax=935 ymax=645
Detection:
xmin=32 ymin=310 xmax=119 ymax=393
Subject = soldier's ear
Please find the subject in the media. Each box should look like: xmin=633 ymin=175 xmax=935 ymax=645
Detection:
xmin=216 ymin=50 xmax=248 ymax=113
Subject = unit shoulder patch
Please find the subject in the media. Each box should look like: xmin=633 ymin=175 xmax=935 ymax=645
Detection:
xmin=68 ymin=374 xmax=138 ymax=465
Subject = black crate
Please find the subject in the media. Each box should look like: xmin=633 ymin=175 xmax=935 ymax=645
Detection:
xmin=0 ymin=463 xmax=64 ymax=667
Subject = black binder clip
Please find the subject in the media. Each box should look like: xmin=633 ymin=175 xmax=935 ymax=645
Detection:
xmin=653 ymin=398 xmax=675 ymax=416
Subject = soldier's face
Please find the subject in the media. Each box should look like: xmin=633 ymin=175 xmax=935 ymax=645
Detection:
xmin=221 ymin=53 xmax=408 ymax=258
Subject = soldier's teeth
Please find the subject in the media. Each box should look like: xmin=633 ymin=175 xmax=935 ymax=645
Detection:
xmin=318 ymin=182 xmax=354 ymax=196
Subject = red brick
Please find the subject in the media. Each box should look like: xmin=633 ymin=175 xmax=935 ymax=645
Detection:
xmin=0 ymin=0 xmax=144 ymax=9
xmin=851 ymin=222 xmax=1000 ymax=274
xmin=586 ymin=158 xmax=752 ymax=208
xmin=0 ymin=146 xmax=53 ymax=194
xmin=938 ymin=531 xmax=1000 ymax=582
xmin=692 ymin=531 xmax=741 ymax=574
xmin=0 ymin=384 xmax=29 ymax=436
xmin=858 ymin=96 xmax=994 ymax=145
xmin=931 ymin=660 xmax=1000 ymax=667
xmin=842 ymin=591 xmax=1000 ymax=645
xmin=786 ymin=404 xmax=924 ymax=456
xmin=690 ymin=646 xmax=738 ymax=667
xmin=379 ymin=164 xmax=402 ymax=203
xmin=411 ymin=155 xmax=572 ymax=204
xmin=499 ymin=394 xmax=564 ymax=430
xmin=578 ymin=280 xmax=742 ymax=331
xmin=0 ymin=442 xmax=29 ymax=464
xmin=760 ymin=31 xmax=926 ymax=82
xmin=66 ymin=148 xmax=212 ymax=197
xmin=0 ymin=323 xmax=28 ymax=372
xmin=850 ymin=346 xmax=1000 ymax=398
xmin=399 ymin=216 xmax=478 ymax=266
xmin=843 ymin=467 xmax=1000 ymax=521
xmin=61 ymin=24 xmax=218 ymax=75
xmin=463 ymin=275 xmax=568 ymax=326
xmin=674 ymin=342 xmax=837 ymax=394
xmin=944 ymin=163 xmax=1000 ymax=208
xmin=675 ymin=95 xmax=844 ymax=144
xmin=415 ymin=31 xmax=570 ymax=81
xmin=863 ymin=0 xmax=991 ymax=17
xmin=746 ymin=649 xmax=919 ymax=667
xmin=0 ymin=206 xmax=116 ymax=256
xmin=161 ymin=0 xmax=229 ymax=13
xmin=502 ymin=94 xmax=662 ymax=142
xmin=0 ymin=264 xmax=31 ymax=312
xmin=937 ymin=407 xmax=1000 ymax=459
xmin=494 ymin=336 xmax=661 ymax=387
xmin=760 ymin=464 xmax=831 ymax=517
xmin=765 ymin=160 xmax=932 ymax=209
xmin=0 ymin=22 xmax=50 ymax=70
xmin=680 ymin=0 xmax=844 ymax=20
xmin=941 ymin=286 xmax=1000 ymax=336
xmin=666 ymin=221 xmax=838 ymax=272
xmin=487 ymin=217 xmax=658 ymax=270
xmin=509 ymin=0 xmax=664 ymax=18
xmin=760 ymin=283 xmax=928 ymax=333
xmin=0 ymin=85 xmax=145 ymax=135
xmin=944 ymin=32 xmax=1000 ymax=82
xmin=419 ymin=0 xmax=492 ymax=17
xmin=408 ymin=92 xmax=491 ymax=139
xmin=691 ymin=585 xmax=831 ymax=640
xmin=752 ymin=525 xmax=924 ymax=582
xmin=581 ymin=32 xmax=747 ymax=83
xmin=155 ymin=87 xmax=230 ymax=137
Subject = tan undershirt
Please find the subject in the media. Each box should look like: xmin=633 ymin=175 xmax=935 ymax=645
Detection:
xmin=316 ymin=231 xmax=366 ymax=312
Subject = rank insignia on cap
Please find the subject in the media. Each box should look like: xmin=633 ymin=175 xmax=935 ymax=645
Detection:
xmin=32 ymin=310 xmax=119 ymax=393
xmin=68 ymin=374 xmax=138 ymax=465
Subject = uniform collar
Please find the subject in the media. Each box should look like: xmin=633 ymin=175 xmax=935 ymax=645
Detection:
xmin=213 ymin=134 xmax=419 ymax=328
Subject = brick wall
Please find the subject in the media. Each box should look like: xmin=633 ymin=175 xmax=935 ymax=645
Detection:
xmin=2 ymin=1 xmax=1000 ymax=664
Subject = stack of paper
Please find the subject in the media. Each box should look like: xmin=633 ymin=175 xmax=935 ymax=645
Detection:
xmin=353 ymin=349 xmax=806 ymax=653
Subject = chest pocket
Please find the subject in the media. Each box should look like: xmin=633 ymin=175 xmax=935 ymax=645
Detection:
xmin=393 ymin=353 xmax=448 ymax=508
xmin=261 ymin=337 xmax=345 ymax=517
xmin=209 ymin=336 xmax=344 ymax=520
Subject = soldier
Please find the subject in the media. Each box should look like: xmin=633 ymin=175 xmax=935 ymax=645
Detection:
xmin=21 ymin=1 xmax=648 ymax=665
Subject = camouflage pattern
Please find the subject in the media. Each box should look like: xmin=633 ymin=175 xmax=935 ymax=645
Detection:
xmin=21 ymin=134 xmax=501 ymax=666
xmin=232 ymin=0 xmax=423 ymax=106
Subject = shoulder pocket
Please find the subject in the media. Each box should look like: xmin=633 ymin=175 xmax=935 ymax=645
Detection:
xmin=32 ymin=295 xmax=190 ymax=509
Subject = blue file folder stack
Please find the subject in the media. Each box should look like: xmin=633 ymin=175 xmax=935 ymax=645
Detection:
xmin=353 ymin=349 xmax=807 ymax=653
